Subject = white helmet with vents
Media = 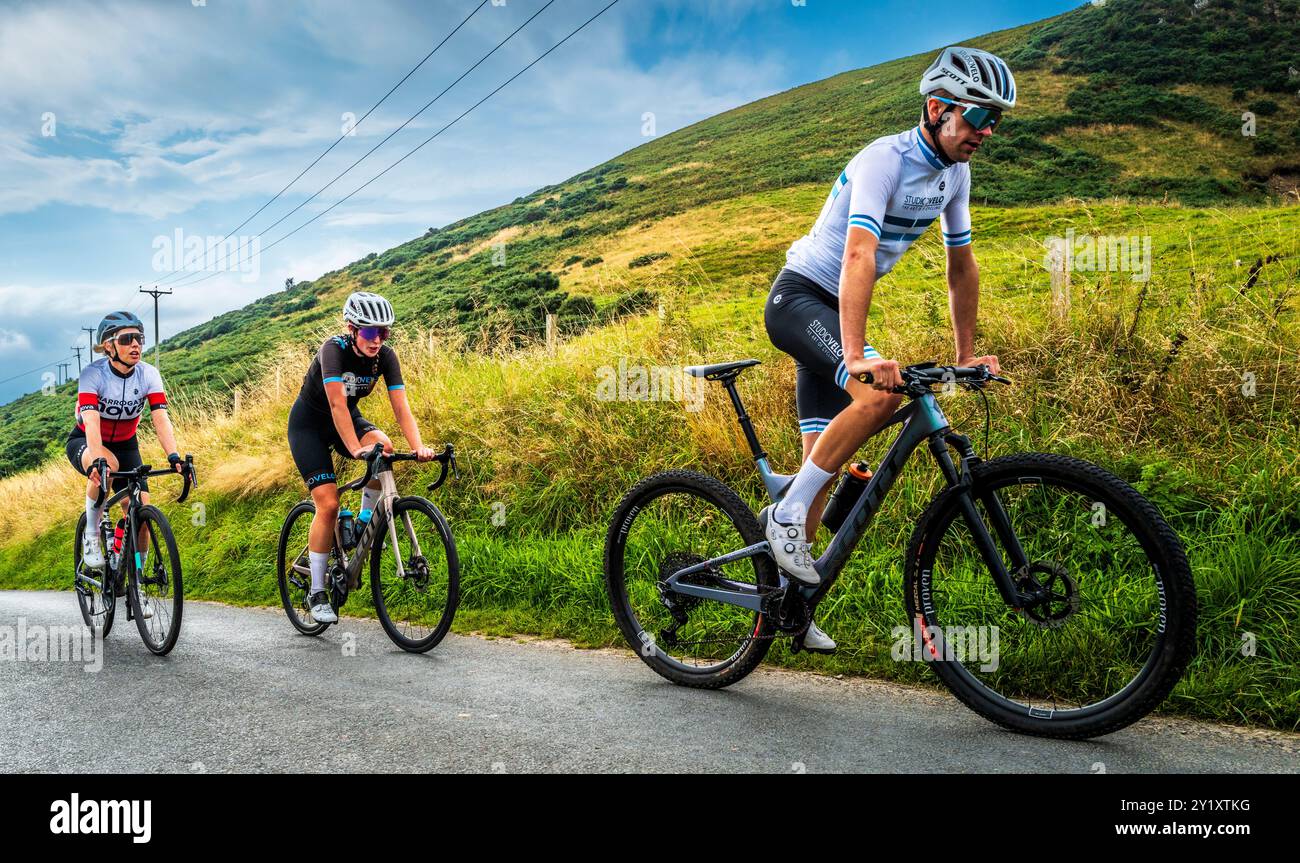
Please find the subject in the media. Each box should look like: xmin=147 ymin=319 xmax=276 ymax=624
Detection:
xmin=342 ymin=291 xmax=395 ymax=327
xmin=920 ymin=45 xmax=1017 ymax=110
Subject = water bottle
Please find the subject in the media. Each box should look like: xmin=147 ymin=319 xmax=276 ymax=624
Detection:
xmin=109 ymin=519 xmax=126 ymax=570
xmin=819 ymin=462 xmax=874 ymax=535
xmin=337 ymin=509 xmax=357 ymax=550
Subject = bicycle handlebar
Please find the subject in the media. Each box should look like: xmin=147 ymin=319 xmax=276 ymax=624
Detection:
xmin=348 ymin=443 xmax=459 ymax=492
xmin=90 ymin=454 xmax=197 ymax=507
xmin=856 ymin=363 xmax=1011 ymax=395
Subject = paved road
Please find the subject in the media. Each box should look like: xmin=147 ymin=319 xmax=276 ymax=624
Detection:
xmin=1 ymin=590 xmax=1296 ymax=773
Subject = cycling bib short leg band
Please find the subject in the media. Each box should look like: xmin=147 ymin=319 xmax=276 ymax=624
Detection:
xmin=65 ymin=431 xmax=148 ymax=493
xmin=763 ymin=268 xmax=880 ymax=435
xmin=287 ymin=398 xmax=380 ymax=490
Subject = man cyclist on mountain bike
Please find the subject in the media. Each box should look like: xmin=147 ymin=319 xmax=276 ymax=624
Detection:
xmin=763 ymin=46 xmax=1013 ymax=652
xmin=68 ymin=311 xmax=186 ymax=590
xmin=288 ymin=291 xmax=438 ymax=624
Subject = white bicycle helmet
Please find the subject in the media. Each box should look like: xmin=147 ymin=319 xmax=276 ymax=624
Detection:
xmin=920 ymin=45 xmax=1017 ymax=110
xmin=342 ymin=291 xmax=395 ymax=327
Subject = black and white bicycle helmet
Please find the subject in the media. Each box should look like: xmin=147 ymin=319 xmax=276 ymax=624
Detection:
xmin=94 ymin=310 xmax=145 ymax=353
xmin=920 ymin=45 xmax=1017 ymax=110
xmin=342 ymin=291 xmax=395 ymax=327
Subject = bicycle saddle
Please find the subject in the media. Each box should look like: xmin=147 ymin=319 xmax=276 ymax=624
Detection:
xmin=684 ymin=359 xmax=761 ymax=380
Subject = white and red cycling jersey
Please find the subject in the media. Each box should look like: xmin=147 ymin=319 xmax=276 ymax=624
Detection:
xmin=74 ymin=357 xmax=168 ymax=443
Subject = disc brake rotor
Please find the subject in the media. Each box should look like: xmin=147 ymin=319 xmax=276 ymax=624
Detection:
xmin=1016 ymin=562 xmax=1081 ymax=629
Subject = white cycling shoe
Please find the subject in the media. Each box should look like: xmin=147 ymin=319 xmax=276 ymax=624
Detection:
xmin=763 ymin=507 xmax=820 ymax=585
xmin=81 ymin=531 xmax=105 ymax=571
xmin=309 ymin=591 xmax=338 ymax=624
xmin=802 ymin=621 xmax=836 ymax=653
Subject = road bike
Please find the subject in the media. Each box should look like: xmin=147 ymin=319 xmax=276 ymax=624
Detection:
xmin=73 ymin=455 xmax=196 ymax=656
xmin=604 ymin=360 xmax=1197 ymax=739
xmin=276 ymin=444 xmax=460 ymax=653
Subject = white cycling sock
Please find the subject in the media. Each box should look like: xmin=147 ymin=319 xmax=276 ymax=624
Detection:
xmin=85 ymin=497 xmax=103 ymax=535
xmin=359 ymin=484 xmax=380 ymax=519
xmin=309 ymin=551 xmax=330 ymax=594
xmin=774 ymin=460 xmax=835 ymax=526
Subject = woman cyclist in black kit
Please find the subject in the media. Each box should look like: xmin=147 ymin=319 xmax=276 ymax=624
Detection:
xmin=287 ymin=291 xmax=437 ymax=623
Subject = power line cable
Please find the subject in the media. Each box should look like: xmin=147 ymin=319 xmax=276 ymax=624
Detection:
xmin=148 ymin=0 xmax=491 ymax=292
xmin=174 ymin=0 xmax=621 ymax=290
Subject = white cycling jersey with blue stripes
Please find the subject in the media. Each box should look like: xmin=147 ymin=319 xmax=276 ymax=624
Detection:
xmin=785 ymin=126 xmax=972 ymax=296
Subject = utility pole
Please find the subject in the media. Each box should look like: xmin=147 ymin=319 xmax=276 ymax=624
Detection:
xmin=58 ymin=363 xmax=70 ymax=386
xmin=81 ymin=326 xmax=96 ymax=358
xmin=138 ymin=285 xmax=173 ymax=371
xmin=70 ymin=345 xmax=83 ymax=375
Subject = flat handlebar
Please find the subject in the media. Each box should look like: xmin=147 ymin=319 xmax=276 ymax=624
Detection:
xmin=856 ymin=363 xmax=1011 ymax=395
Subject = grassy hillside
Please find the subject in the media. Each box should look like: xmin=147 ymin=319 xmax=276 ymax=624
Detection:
xmin=5 ymin=1 xmax=1299 ymax=728
xmin=6 ymin=0 xmax=1299 ymax=477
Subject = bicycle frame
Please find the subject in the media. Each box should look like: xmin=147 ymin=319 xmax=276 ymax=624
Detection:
xmin=79 ymin=458 xmax=192 ymax=600
xmin=664 ymin=369 xmax=1036 ymax=616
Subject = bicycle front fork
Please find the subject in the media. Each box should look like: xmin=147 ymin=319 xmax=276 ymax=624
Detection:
xmin=927 ymin=432 xmax=1039 ymax=609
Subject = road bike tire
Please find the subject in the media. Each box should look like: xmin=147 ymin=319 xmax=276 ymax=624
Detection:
xmin=604 ymin=470 xmax=778 ymax=689
xmin=73 ymin=513 xmax=115 ymax=637
xmin=126 ymin=505 xmax=184 ymax=656
xmin=277 ymin=500 xmax=331 ymax=636
xmin=370 ymin=496 xmax=459 ymax=653
xmin=904 ymin=452 xmax=1197 ymax=739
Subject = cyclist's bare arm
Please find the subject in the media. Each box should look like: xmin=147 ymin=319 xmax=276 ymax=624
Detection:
xmin=149 ymin=407 xmax=183 ymax=472
xmin=324 ymin=381 xmax=367 ymax=458
xmin=387 ymin=387 xmax=434 ymax=461
xmin=945 ymin=243 xmax=999 ymax=373
xmin=80 ymin=411 xmax=108 ymax=485
xmin=839 ymin=228 xmax=901 ymax=390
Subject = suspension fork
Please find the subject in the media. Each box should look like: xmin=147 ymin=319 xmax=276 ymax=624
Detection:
xmin=928 ymin=432 xmax=1031 ymax=607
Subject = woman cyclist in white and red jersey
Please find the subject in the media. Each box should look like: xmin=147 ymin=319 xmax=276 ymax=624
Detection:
xmin=66 ymin=311 xmax=185 ymax=576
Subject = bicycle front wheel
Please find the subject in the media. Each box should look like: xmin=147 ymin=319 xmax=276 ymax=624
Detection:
xmin=370 ymin=496 xmax=459 ymax=653
xmin=73 ymin=513 xmax=115 ymax=637
xmin=127 ymin=505 xmax=184 ymax=656
xmin=904 ymin=452 xmax=1197 ymax=739
xmin=604 ymin=470 xmax=778 ymax=689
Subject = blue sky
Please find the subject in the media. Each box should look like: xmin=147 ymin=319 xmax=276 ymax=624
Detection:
xmin=1 ymin=0 xmax=1079 ymax=403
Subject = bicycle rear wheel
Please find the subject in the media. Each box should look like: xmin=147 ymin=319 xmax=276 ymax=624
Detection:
xmin=604 ymin=470 xmax=778 ymax=689
xmin=904 ymin=452 xmax=1197 ymax=738
xmin=370 ymin=496 xmax=459 ymax=653
xmin=127 ymin=505 xmax=184 ymax=656
xmin=73 ymin=513 xmax=115 ymax=637
xmin=276 ymin=501 xmax=331 ymax=636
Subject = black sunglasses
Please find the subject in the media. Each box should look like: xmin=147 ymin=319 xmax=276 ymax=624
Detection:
xmin=114 ymin=332 xmax=146 ymax=346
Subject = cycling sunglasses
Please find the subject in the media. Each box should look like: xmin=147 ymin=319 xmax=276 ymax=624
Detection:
xmin=931 ymin=96 xmax=1003 ymax=132
xmin=352 ymin=325 xmax=391 ymax=342
xmin=113 ymin=332 xmax=146 ymax=346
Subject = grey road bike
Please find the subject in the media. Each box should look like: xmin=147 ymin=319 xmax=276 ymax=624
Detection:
xmin=604 ymin=360 xmax=1197 ymax=739
xmin=276 ymin=444 xmax=460 ymax=653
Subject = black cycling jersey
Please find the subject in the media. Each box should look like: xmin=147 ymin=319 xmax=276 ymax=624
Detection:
xmin=297 ymin=335 xmax=404 ymax=416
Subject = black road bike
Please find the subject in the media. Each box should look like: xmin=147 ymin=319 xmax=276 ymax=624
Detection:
xmin=604 ymin=361 xmax=1197 ymax=739
xmin=73 ymin=455 xmax=195 ymax=656
xmin=276 ymin=444 xmax=460 ymax=653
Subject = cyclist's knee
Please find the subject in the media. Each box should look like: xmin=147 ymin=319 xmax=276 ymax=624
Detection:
xmin=848 ymin=389 xmax=902 ymax=414
xmin=311 ymin=485 xmax=340 ymax=517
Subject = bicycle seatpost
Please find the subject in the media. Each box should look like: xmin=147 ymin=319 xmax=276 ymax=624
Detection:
xmin=721 ymin=379 xmax=767 ymax=462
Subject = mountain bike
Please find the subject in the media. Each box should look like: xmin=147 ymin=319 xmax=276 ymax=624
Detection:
xmin=604 ymin=360 xmax=1197 ymax=739
xmin=276 ymin=444 xmax=460 ymax=653
xmin=73 ymin=455 xmax=196 ymax=656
